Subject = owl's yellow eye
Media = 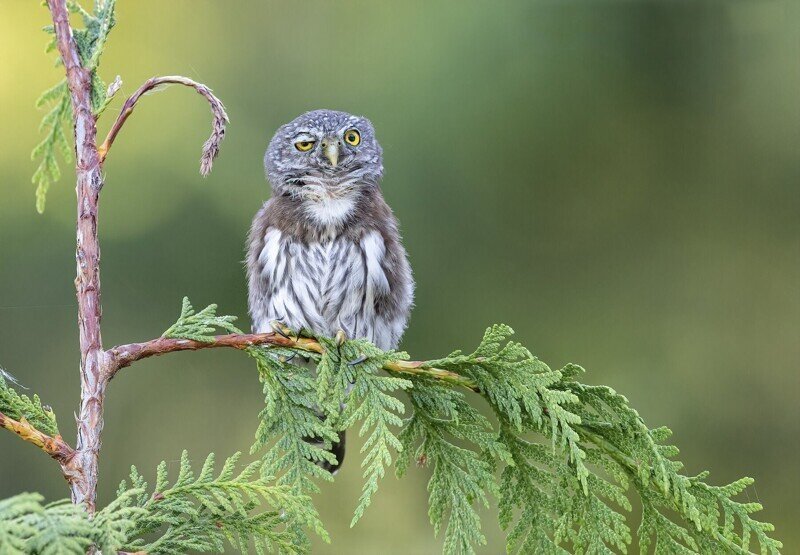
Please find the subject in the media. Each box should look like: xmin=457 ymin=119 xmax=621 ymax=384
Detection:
xmin=295 ymin=140 xmax=315 ymax=152
xmin=344 ymin=129 xmax=361 ymax=146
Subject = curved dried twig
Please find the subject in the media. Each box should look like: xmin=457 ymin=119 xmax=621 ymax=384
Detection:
xmin=97 ymin=75 xmax=229 ymax=176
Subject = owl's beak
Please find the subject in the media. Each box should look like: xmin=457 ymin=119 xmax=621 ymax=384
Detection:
xmin=322 ymin=139 xmax=339 ymax=168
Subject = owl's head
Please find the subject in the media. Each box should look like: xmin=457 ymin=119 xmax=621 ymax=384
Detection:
xmin=264 ymin=110 xmax=383 ymax=199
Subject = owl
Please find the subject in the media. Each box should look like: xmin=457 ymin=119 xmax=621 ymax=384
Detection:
xmin=247 ymin=110 xmax=414 ymax=472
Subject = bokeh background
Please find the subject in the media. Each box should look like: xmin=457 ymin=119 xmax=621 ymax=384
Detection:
xmin=1 ymin=1 xmax=798 ymax=553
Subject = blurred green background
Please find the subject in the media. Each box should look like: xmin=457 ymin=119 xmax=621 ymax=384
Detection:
xmin=1 ymin=1 xmax=798 ymax=553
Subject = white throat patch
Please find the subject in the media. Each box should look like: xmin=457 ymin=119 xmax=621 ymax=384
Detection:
xmin=304 ymin=191 xmax=357 ymax=230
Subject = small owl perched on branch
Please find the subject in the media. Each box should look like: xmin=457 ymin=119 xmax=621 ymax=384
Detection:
xmin=247 ymin=110 xmax=414 ymax=472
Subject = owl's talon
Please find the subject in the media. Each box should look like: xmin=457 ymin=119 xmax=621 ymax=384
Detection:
xmin=335 ymin=329 xmax=348 ymax=347
xmin=269 ymin=320 xmax=291 ymax=340
xmin=348 ymin=354 xmax=368 ymax=366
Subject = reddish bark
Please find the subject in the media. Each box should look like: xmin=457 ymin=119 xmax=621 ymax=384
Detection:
xmin=47 ymin=0 xmax=107 ymax=511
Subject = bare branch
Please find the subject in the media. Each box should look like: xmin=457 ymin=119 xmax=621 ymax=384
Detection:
xmin=97 ymin=75 xmax=229 ymax=176
xmin=106 ymin=331 xmax=478 ymax=391
xmin=0 ymin=410 xmax=76 ymax=466
xmin=384 ymin=359 xmax=480 ymax=391
xmin=108 ymin=332 xmax=283 ymax=374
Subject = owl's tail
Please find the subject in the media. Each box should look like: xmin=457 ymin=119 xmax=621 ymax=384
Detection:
xmin=294 ymin=356 xmax=350 ymax=473
xmin=304 ymin=415 xmax=346 ymax=474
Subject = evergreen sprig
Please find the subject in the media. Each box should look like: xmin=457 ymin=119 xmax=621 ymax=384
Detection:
xmin=398 ymin=378 xmax=509 ymax=554
xmin=33 ymin=0 xmax=120 ymax=213
xmin=314 ymin=337 xmax=412 ymax=527
xmin=0 ymin=370 xmax=59 ymax=436
xmin=8 ymin=496 xmax=95 ymax=554
xmin=428 ymin=324 xmax=589 ymax=489
xmin=117 ymin=450 xmax=318 ymax=554
xmin=0 ymin=492 xmax=137 ymax=555
xmin=162 ymin=297 xmax=243 ymax=341
xmin=562 ymin=373 xmax=782 ymax=555
xmin=244 ymin=345 xmax=334 ymax=552
xmin=31 ymin=81 xmax=71 ymax=214
xmin=0 ymin=451 xmax=315 ymax=555
xmin=498 ymin=426 xmax=633 ymax=554
xmin=249 ymin=346 xmax=337 ymax=494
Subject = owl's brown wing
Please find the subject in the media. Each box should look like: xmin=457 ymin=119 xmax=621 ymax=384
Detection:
xmin=368 ymin=199 xmax=415 ymax=350
xmin=246 ymin=200 xmax=278 ymax=334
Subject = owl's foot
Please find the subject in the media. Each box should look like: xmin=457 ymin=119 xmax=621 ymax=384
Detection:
xmin=347 ymin=354 xmax=368 ymax=366
xmin=269 ymin=319 xmax=292 ymax=341
xmin=333 ymin=329 xmax=349 ymax=360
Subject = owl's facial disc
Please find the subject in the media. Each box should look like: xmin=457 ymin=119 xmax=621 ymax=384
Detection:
xmin=265 ymin=110 xmax=383 ymax=197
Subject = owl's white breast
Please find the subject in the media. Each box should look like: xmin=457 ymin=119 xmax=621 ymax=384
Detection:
xmin=254 ymin=228 xmax=392 ymax=347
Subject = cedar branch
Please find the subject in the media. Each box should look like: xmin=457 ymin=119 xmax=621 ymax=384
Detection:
xmin=106 ymin=331 xmax=478 ymax=390
xmin=0 ymin=410 xmax=77 ymax=474
xmin=0 ymin=410 xmax=75 ymax=464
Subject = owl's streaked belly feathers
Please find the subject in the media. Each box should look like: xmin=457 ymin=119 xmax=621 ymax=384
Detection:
xmin=250 ymin=226 xmax=401 ymax=350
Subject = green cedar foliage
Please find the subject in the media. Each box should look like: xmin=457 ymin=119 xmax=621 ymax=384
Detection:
xmin=313 ymin=336 xmax=412 ymax=527
xmin=0 ymin=298 xmax=785 ymax=553
xmin=247 ymin=345 xmax=336 ymax=551
xmin=0 ymin=370 xmax=59 ymax=437
xmin=155 ymin=299 xmax=783 ymax=554
xmin=162 ymin=296 xmax=242 ymax=340
xmin=0 ymin=494 xmax=96 ymax=554
xmin=115 ymin=450 xmax=319 ymax=554
xmin=397 ymin=377 xmax=508 ymax=553
xmin=0 ymin=452 xmax=315 ymax=555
